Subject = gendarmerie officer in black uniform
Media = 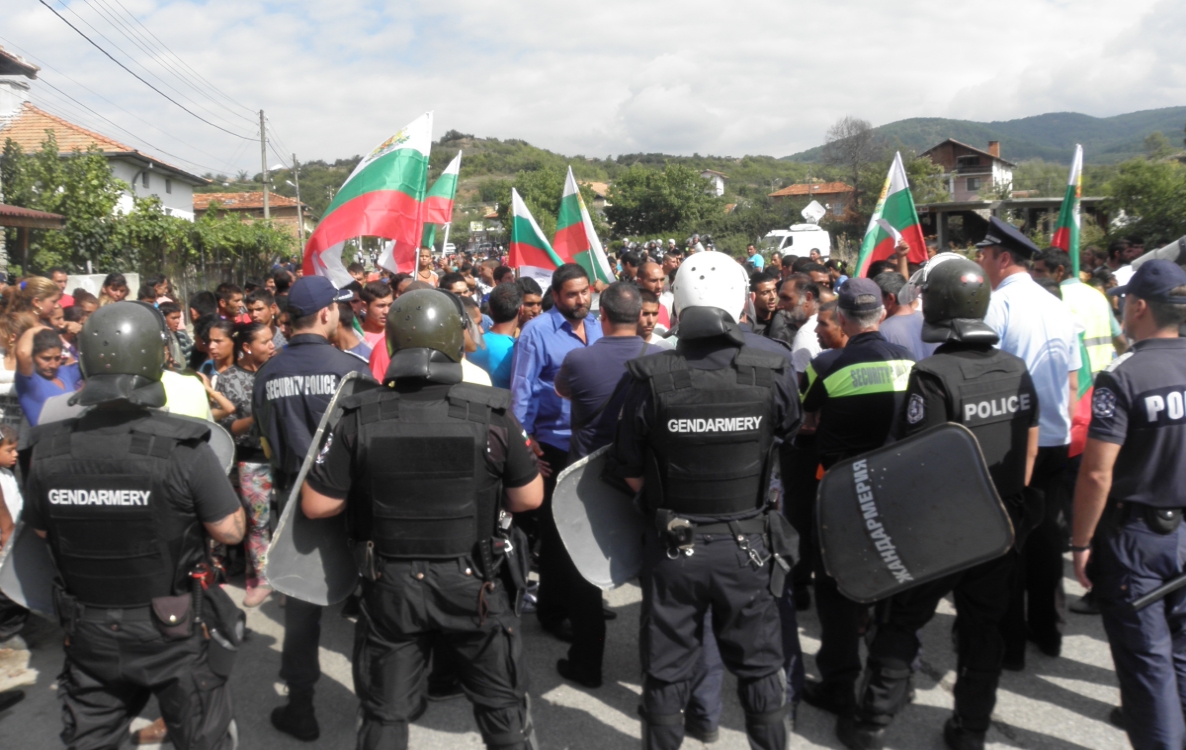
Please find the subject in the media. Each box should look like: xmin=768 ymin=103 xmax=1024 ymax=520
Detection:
xmin=1071 ymin=260 xmax=1186 ymax=750
xmin=300 ymin=288 xmax=544 ymax=750
xmin=835 ymin=255 xmax=1040 ymax=750
xmin=252 ymin=275 xmax=370 ymax=741
xmin=22 ymin=302 xmax=247 ymax=750
xmin=608 ymin=251 xmax=801 ymax=750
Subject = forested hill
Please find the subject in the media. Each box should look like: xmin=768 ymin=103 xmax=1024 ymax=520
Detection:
xmin=784 ymin=107 xmax=1186 ymax=165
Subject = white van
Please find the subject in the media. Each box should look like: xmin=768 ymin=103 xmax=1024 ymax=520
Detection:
xmin=760 ymin=224 xmax=831 ymax=260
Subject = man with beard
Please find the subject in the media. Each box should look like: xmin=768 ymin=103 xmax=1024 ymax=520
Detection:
xmin=637 ymin=261 xmax=674 ymax=332
xmin=751 ymin=271 xmax=797 ymax=346
xmin=510 ymin=264 xmax=603 ymax=642
xmin=778 ymin=274 xmax=824 ymax=380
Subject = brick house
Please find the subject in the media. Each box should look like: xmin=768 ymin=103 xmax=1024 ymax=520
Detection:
xmin=768 ymin=181 xmax=854 ymax=217
xmin=921 ymin=139 xmax=1015 ymax=202
xmin=194 ymin=192 xmax=316 ymax=240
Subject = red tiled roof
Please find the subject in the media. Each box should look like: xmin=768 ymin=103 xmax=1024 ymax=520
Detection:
xmin=193 ymin=192 xmax=302 ymax=211
xmin=0 ymin=103 xmax=207 ymax=184
xmin=0 ymin=203 xmax=65 ymax=229
xmin=920 ymin=139 xmax=1017 ymax=167
xmin=769 ymin=181 xmax=853 ymax=198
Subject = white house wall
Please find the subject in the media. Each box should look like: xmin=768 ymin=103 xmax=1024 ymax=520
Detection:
xmin=108 ymin=159 xmax=195 ymax=221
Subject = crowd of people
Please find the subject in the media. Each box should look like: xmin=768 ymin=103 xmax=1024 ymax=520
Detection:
xmin=0 ymin=220 xmax=1183 ymax=750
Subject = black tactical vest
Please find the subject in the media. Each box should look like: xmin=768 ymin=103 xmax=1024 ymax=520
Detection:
xmin=913 ymin=348 xmax=1036 ymax=498
xmin=628 ymin=346 xmax=783 ymax=517
xmin=341 ymin=383 xmax=506 ymax=559
xmin=30 ymin=412 xmax=210 ymax=607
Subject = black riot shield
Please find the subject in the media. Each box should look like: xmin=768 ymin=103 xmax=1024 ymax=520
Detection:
xmin=816 ymin=422 xmax=1013 ymax=604
xmin=265 ymin=372 xmax=380 ymax=606
xmin=552 ymin=445 xmax=647 ymax=590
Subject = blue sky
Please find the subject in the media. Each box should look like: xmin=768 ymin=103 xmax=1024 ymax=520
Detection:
xmin=4 ymin=0 xmax=1183 ymax=177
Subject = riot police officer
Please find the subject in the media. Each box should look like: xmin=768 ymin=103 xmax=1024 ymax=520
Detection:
xmin=300 ymin=288 xmax=544 ymax=750
xmin=835 ymin=255 xmax=1039 ymax=750
xmin=21 ymin=302 xmax=246 ymax=750
xmin=608 ymin=251 xmax=801 ymax=750
xmin=1071 ymin=260 xmax=1186 ymax=750
xmin=252 ymin=275 xmax=370 ymax=740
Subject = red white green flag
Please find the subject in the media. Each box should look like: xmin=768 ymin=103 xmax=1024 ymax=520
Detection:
xmin=553 ymin=166 xmax=615 ymax=283
xmin=856 ymin=152 xmax=928 ymax=277
xmin=424 ymin=151 xmax=461 ymax=226
xmin=510 ymin=188 xmax=565 ymax=285
xmin=303 ymin=112 xmax=432 ymax=283
xmin=1051 ymin=144 xmax=1083 ymax=275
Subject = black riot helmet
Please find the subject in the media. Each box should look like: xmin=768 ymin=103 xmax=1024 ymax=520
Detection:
xmin=384 ymin=288 xmax=471 ymax=384
xmin=73 ymin=301 xmax=169 ymax=407
xmin=917 ymin=254 xmax=999 ymax=345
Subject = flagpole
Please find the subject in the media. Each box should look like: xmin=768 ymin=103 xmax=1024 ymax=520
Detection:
xmin=442 ymin=222 xmax=452 ymax=254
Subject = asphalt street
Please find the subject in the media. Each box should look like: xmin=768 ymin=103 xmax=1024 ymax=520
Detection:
xmin=0 ymin=556 xmax=1127 ymax=749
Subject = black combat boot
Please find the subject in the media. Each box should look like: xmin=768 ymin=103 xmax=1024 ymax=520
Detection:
xmin=271 ymin=688 xmax=319 ymax=741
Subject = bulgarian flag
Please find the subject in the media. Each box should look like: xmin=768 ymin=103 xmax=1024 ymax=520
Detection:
xmin=509 ymin=188 xmax=565 ymax=285
xmin=303 ymin=112 xmax=432 ymax=284
xmin=421 ymin=151 xmax=462 ymax=251
xmin=553 ymin=166 xmax=615 ymax=283
xmin=856 ymin=152 xmax=928 ymax=277
xmin=1051 ymin=144 xmax=1083 ymax=275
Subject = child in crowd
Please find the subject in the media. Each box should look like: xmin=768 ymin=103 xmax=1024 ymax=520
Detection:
xmin=0 ymin=424 xmax=28 ymax=649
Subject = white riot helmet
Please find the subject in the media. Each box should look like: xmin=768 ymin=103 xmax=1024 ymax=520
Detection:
xmin=671 ymin=250 xmax=749 ymax=324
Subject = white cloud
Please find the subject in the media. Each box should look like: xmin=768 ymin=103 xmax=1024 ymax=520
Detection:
xmin=3 ymin=0 xmax=1180 ymax=175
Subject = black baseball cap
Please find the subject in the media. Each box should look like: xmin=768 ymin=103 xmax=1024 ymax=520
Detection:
xmin=1108 ymin=259 xmax=1186 ymax=303
xmin=287 ymin=276 xmax=353 ymax=317
xmin=975 ymin=216 xmax=1040 ymax=260
xmin=837 ymin=277 xmax=883 ymax=313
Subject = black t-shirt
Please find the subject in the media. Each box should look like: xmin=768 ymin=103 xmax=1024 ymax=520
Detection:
xmin=23 ymin=410 xmax=241 ymax=530
xmin=306 ymin=382 xmax=539 ymax=501
xmin=1088 ymin=337 xmax=1186 ymax=507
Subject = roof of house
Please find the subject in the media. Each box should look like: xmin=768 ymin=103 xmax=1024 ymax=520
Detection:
xmin=700 ymin=169 xmax=728 ymax=178
xmin=768 ymin=181 xmax=853 ymax=198
xmin=0 ymin=202 xmax=64 ymax=229
xmin=921 ymin=138 xmax=1017 ymax=167
xmin=0 ymin=103 xmax=208 ymax=185
xmin=580 ymin=181 xmax=610 ymax=198
xmin=0 ymin=47 xmax=38 ymax=79
xmin=193 ymin=192 xmax=305 ymax=212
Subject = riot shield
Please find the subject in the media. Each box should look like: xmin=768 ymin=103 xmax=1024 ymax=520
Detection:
xmin=552 ymin=445 xmax=647 ymax=590
xmin=265 ymin=372 xmax=380 ymax=606
xmin=816 ymin=422 xmax=1013 ymax=604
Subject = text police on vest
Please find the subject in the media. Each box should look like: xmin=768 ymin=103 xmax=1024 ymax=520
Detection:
xmin=1144 ymin=390 xmax=1186 ymax=424
xmin=265 ymin=374 xmax=339 ymax=400
xmin=667 ymin=417 xmax=763 ymax=434
xmin=964 ymin=394 xmax=1032 ymax=422
xmin=48 ymin=489 xmax=151 ymax=506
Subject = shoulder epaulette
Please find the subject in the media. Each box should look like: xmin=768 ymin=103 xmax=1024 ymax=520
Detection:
xmin=1104 ymin=351 xmax=1135 ymax=374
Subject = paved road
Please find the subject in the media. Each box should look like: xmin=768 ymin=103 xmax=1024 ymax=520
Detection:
xmin=0 ymin=558 xmax=1127 ymax=749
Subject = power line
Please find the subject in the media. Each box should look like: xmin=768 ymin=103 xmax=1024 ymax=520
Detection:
xmin=0 ymin=35 xmax=247 ymax=175
xmin=59 ymin=0 xmax=254 ymax=136
xmin=104 ymin=0 xmax=258 ymax=118
xmin=38 ymin=0 xmax=256 ymax=140
xmin=81 ymin=0 xmax=256 ymax=127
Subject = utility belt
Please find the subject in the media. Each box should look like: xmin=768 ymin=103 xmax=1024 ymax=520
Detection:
xmin=1105 ymin=500 xmax=1186 ymax=535
xmin=652 ymin=508 xmax=798 ymax=596
xmin=53 ymin=563 xmax=246 ymax=677
xmin=351 ymin=512 xmax=533 ymax=614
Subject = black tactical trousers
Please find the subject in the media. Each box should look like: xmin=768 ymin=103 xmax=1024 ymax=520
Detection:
xmin=354 ymin=557 xmax=534 ymax=750
xmin=780 ymin=434 xmax=818 ymax=597
xmin=532 ymin=442 xmax=572 ymax=632
xmin=856 ymin=551 xmax=1015 ymax=733
xmin=639 ymin=532 xmax=788 ymax=750
xmin=812 ymin=533 xmax=865 ymax=692
xmin=58 ymin=609 xmax=235 ymax=750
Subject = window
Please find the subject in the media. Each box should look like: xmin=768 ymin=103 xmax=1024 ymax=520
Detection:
xmin=832 ymin=201 xmax=845 ymax=216
xmin=165 ymin=178 xmax=172 ymax=194
xmin=142 ymin=172 xmax=150 ymax=188
xmin=966 ymin=177 xmax=981 ymax=191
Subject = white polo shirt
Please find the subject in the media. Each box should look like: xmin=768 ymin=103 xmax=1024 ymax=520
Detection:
xmin=984 ymin=271 xmax=1081 ymax=447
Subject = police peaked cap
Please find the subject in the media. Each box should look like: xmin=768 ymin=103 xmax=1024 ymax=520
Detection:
xmin=975 ymin=217 xmax=1040 ymax=260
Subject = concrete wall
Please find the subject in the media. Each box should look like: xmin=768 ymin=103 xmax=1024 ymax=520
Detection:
xmin=66 ymin=273 xmax=141 ymax=298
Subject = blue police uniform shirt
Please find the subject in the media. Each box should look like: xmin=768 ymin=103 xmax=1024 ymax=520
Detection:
xmin=1088 ymin=337 xmax=1186 ymax=507
xmin=252 ymin=333 xmax=373 ymax=478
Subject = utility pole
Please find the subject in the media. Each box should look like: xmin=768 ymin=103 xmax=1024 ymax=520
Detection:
xmin=292 ymin=152 xmax=304 ymax=245
xmin=260 ymin=110 xmax=270 ymax=220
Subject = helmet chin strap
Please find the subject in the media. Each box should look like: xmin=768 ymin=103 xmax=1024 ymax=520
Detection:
xmin=385 ymin=348 xmax=463 ymax=385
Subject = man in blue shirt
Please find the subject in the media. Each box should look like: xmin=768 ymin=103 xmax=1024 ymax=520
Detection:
xmin=747 ymin=244 xmax=765 ymax=271
xmin=469 ymin=282 xmax=519 ymax=389
xmin=509 ymin=263 xmax=602 ymax=640
xmin=553 ymin=282 xmax=661 ymax=687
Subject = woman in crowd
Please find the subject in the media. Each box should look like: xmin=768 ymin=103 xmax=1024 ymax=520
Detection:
xmin=14 ymin=326 xmax=80 ymax=425
xmin=416 ymin=247 xmax=439 ymax=287
xmin=72 ymin=290 xmax=99 ymax=322
xmin=0 ymin=313 xmax=40 ymax=427
xmin=198 ymin=319 xmax=236 ymax=384
xmin=215 ymin=322 xmax=277 ymax=606
xmin=6 ymin=277 xmax=61 ymax=325
xmin=97 ymin=273 xmax=129 ymax=306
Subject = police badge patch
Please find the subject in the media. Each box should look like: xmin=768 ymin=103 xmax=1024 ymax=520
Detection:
xmin=315 ymin=432 xmax=333 ymax=465
xmin=1093 ymin=387 xmax=1117 ymax=419
xmin=906 ymin=393 xmax=926 ymax=425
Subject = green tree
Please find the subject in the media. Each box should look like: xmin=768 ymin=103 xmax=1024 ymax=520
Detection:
xmin=1144 ymin=131 xmax=1175 ymax=161
xmin=604 ymin=164 xmax=724 ymax=237
xmin=1104 ymin=158 xmax=1186 ymax=245
xmin=491 ymin=167 xmax=606 ymax=242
